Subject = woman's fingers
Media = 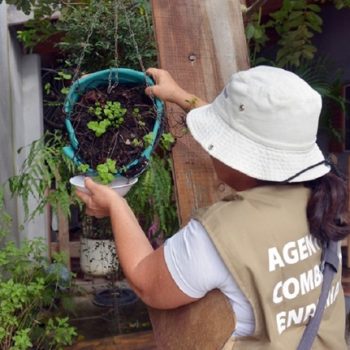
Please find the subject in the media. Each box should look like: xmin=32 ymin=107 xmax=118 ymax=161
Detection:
xmin=84 ymin=177 xmax=101 ymax=193
xmin=85 ymin=207 xmax=106 ymax=218
xmin=145 ymin=85 xmax=154 ymax=97
xmin=76 ymin=189 xmax=91 ymax=204
xmin=146 ymin=67 xmax=160 ymax=82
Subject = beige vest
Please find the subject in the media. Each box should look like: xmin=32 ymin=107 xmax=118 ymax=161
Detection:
xmin=149 ymin=185 xmax=346 ymax=349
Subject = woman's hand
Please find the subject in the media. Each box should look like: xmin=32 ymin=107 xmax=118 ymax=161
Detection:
xmin=145 ymin=68 xmax=207 ymax=111
xmin=75 ymin=177 xmax=120 ymax=218
xmin=76 ymin=177 xmax=197 ymax=309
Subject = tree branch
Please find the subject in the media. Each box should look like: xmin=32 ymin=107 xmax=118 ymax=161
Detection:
xmin=244 ymin=0 xmax=269 ymax=18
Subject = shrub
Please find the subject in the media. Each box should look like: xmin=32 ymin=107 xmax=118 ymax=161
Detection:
xmin=0 ymin=189 xmax=77 ymax=350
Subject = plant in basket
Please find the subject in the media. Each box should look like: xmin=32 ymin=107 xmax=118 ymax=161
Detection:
xmin=64 ymin=67 xmax=165 ymax=276
xmin=65 ymin=68 xmax=164 ymax=188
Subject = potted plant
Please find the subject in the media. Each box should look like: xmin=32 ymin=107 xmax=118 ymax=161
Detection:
xmin=8 ymin=0 xmax=179 ymax=279
xmin=63 ymin=67 xmax=165 ymax=276
xmin=79 ymin=215 xmax=119 ymax=277
xmin=63 ymin=67 xmax=164 ymax=180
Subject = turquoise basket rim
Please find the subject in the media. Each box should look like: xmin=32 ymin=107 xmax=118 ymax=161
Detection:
xmin=63 ymin=68 xmax=164 ymax=177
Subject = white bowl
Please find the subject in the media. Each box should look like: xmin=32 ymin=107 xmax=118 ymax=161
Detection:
xmin=70 ymin=175 xmax=138 ymax=197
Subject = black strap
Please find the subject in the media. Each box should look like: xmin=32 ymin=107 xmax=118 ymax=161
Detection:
xmin=296 ymin=241 xmax=339 ymax=350
xmin=283 ymin=156 xmax=344 ymax=183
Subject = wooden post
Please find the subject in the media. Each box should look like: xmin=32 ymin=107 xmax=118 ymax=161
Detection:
xmin=57 ymin=207 xmax=71 ymax=270
xmin=152 ymin=0 xmax=250 ymax=225
xmin=347 ymin=157 xmax=350 ymax=268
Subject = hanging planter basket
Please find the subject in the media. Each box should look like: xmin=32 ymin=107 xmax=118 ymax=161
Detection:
xmin=63 ymin=68 xmax=164 ymax=179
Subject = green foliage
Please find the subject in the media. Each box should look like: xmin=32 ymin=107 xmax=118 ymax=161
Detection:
xmin=87 ymin=119 xmax=112 ymax=137
xmin=87 ymin=101 xmax=127 ymax=137
xmin=245 ymin=0 xmax=350 ymax=141
xmin=95 ymin=159 xmax=117 ymax=184
xmin=7 ymin=0 xmax=61 ymax=54
xmin=53 ymin=71 xmax=72 ymax=95
xmin=333 ymin=0 xmax=350 ymax=8
xmin=0 ymin=187 xmax=12 ymax=239
xmin=12 ymin=0 xmax=156 ymax=72
xmin=0 ymin=0 xmax=59 ymax=15
xmin=7 ymin=131 xmax=79 ymax=220
xmin=16 ymin=19 xmax=56 ymax=54
xmin=245 ymin=8 xmax=270 ymax=64
xmin=77 ymin=163 xmax=90 ymax=174
xmin=0 ymin=0 xmax=35 ymax=15
xmin=132 ymin=107 xmax=141 ymax=118
xmin=103 ymin=101 xmax=127 ymax=123
xmin=6 ymin=0 xmax=178 ymax=242
xmin=246 ymin=0 xmax=350 ymax=68
xmin=291 ymin=56 xmax=346 ymax=139
xmin=131 ymin=138 xmax=142 ymax=147
xmin=57 ymin=0 xmax=157 ymax=72
xmin=143 ymin=132 xmax=154 ymax=148
xmin=127 ymin=155 xmax=179 ymax=242
xmin=270 ymin=1 xmax=322 ymax=67
xmin=0 ymin=212 xmax=76 ymax=350
xmin=46 ymin=317 xmax=77 ymax=347
xmin=160 ymin=132 xmax=175 ymax=151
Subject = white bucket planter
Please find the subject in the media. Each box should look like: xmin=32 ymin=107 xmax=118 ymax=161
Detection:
xmin=80 ymin=237 xmax=119 ymax=276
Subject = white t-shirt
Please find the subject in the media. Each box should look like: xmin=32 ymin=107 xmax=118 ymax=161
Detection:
xmin=164 ymin=219 xmax=255 ymax=337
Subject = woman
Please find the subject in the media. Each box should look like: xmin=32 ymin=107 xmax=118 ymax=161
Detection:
xmin=76 ymin=66 xmax=349 ymax=349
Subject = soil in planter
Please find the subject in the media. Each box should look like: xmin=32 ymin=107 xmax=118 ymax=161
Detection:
xmin=70 ymin=84 xmax=157 ymax=177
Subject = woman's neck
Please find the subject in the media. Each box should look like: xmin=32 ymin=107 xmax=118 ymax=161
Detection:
xmin=211 ymin=157 xmax=262 ymax=191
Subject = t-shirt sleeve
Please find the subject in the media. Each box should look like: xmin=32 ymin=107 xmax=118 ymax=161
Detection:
xmin=163 ymin=219 xmax=232 ymax=298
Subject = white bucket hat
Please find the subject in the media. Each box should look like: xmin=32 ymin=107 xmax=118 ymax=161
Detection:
xmin=187 ymin=65 xmax=330 ymax=183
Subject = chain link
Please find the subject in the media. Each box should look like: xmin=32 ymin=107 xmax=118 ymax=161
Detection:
xmin=70 ymin=0 xmax=157 ymax=112
xmin=117 ymin=1 xmax=146 ymax=74
xmin=117 ymin=1 xmax=158 ymax=112
xmin=108 ymin=0 xmax=120 ymax=94
xmin=71 ymin=0 xmax=105 ymax=83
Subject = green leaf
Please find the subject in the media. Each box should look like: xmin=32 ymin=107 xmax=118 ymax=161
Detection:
xmin=246 ymin=23 xmax=256 ymax=40
xmin=307 ymin=4 xmax=321 ymax=12
xmin=87 ymin=119 xmax=111 ymax=137
xmin=60 ymin=87 xmax=70 ymax=95
xmin=106 ymin=159 xmax=116 ymax=173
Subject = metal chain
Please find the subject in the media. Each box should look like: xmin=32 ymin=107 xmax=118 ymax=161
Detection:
xmin=117 ymin=1 xmax=146 ymax=74
xmin=70 ymin=0 xmax=157 ymax=112
xmin=71 ymin=0 xmax=104 ymax=83
xmin=107 ymin=0 xmax=120 ymax=94
xmin=117 ymin=0 xmax=157 ymax=111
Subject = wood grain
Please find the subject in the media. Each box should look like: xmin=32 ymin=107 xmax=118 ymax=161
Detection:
xmin=152 ymin=0 xmax=250 ymax=224
xmin=66 ymin=331 xmax=156 ymax=350
xmin=58 ymin=207 xmax=71 ymax=269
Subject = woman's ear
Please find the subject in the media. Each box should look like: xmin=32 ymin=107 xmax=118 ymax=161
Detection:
xmin=211 ymin=157 xmax=260 ymax=191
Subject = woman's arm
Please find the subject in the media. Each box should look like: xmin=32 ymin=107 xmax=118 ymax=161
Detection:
xmin=76 ymin=178 xmax=198 ymax=309
xmin=145 ymin=68 xmax=208 ymax=111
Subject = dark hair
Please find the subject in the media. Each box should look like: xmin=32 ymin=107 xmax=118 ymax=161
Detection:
xmin=305 ymin=172 xmax=350 ymax=243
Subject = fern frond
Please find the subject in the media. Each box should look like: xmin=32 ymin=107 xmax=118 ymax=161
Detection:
xmin=6 ymin=131 xmax=78 ymax=221
xmin=127 ymin=154 xmax=179 ymax=239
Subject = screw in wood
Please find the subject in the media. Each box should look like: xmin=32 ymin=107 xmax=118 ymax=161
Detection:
xmin=188 ymin=53 xmax=197 ymax=63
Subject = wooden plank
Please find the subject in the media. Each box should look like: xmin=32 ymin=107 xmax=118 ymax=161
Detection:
xmin=58 ymin=207 xmax=71 ymax=269
xmin=66 ymin=331 xmax=156 ymax=350
xmin=51 ymin=241 xmax=80 ymax=258
xmin=47 ymin=200 xmax=53 ymax=260
xmin=152 ymin=0 xmax=250 ymax=224
xmin=347 ymin=156 xmax=350 ymax=268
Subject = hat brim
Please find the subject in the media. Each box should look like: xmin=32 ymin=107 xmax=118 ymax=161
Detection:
xmin=187 ymin=104 xmax=330 ymax=183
